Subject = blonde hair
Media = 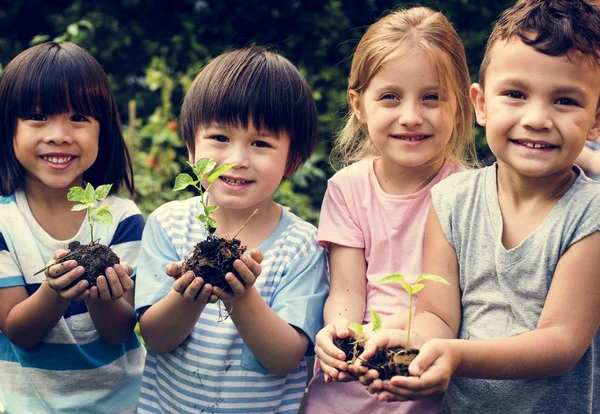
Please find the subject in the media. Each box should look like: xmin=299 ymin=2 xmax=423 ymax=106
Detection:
xmin=332 ymin=7 xmax=476 ymax=168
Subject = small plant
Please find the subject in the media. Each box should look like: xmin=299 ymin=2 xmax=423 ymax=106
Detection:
xmin=335 ymin=309 xmax=382 ymax=363
xmin=174 ymin=159 xmax=236 ymax=233
xmin=35 ymin=183 xmax=120 ymax=288
xmin=172 ymin=158 xmax=254 ymax=293
xmin=378 ymin=272 xmax=449 ymax=349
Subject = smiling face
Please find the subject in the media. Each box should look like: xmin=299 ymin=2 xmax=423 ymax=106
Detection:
xmin=13 ymin=111 xmax=100 ymax=191
xmin=350 ymin=50 xmax=457 ymax=171
xmin=471 ymin=37 xmax=600 ymax=179
xmin=193 ymin=122 xmax=290 ymax=214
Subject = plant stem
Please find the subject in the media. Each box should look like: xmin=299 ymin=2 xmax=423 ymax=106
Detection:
xmin=407 ymin=292 xmax=413 ymax=350
xmin=232 ymin=209 xmax=259 ymax=240
xmin=88 ymin=207 xmax=94 ymax=244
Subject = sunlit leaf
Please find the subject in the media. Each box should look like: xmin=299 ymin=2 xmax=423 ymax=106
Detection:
xmin=94 ymin=184 xmax=112 ymax=201
xmin=71 ymin=204 xmax=88 ymax=212
xmin=84 ymin=183 xmax=95 ymax=202
xmin=204 ymin=205 xmax=219 ymax=215
xmin=92 ymin=207 xmax=113 ymax=225
xmin=370 ymin=308 xmax=382 ymax=333
xmin=411 ymin=283 xmax=425 ymax=294
xmin=173 ymin=174 xmax=196 ymax=191
xmin=417 ymin=273 xmax=450 ymax=285
xmin=67 ymin=186 xmax=86 ymax=203
xmin=348 ymin=323 xmax=364 ymax=337
xmin=191 ymin=158 xmax=216 ymax=179
xmin=207 ymin=163 xmax=236 ymax=183
xmin=378 ymin=273 xmax=406 ymax=285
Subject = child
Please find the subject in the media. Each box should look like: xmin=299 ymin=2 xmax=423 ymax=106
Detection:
xmin=134 ymin=46 xmax=329 ymax=413
xmin=358 ymin=0 xmax=600 ymax=412
xmin=304 ymin=6 xmax=476 ymax=414
xmin=0 ymin=42 xmax=145 ymax=412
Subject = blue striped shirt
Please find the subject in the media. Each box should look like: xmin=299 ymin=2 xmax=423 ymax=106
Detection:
xmin=135 ymin=198 xmax=328 ymax=413
xmin=0 ymin=189 xmax=146 ymax=413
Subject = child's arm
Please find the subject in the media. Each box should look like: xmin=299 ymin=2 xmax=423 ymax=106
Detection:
xmin=0 ymin=251 xmax=89 ymax=349
xmin=314 ymin=243 xmax=367 ymax=381
xmin=214 ymin=247 xmax=327 ymax=376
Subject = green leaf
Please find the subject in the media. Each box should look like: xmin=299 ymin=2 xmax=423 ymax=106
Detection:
xmin=207 ymin=163 xmax=237 ymax=184
xmin=204 ymin=205 xmax=219 ymax=216
xmin=196 ymin=213 xmax=207 ymax=222
xmin=411 ymin=283 xmax=425 ymax=294
xmin=191 ymin=158 xmax=217 ymax=179
xmin=84 ymin=183 xmax=95 ymax=202
xmin=370 ymin=308 xmax=382 ymax=333
xmin=348 ymin=323 xmax=364 ymax=337
xmin=378 ymin=273 xmax=406 ymax=285
xmin=67 ymin=186 xmax=86 ymax=203
xmin=206 ymin=217 xmax=217 ymax=229
xmin=71 ymin=204 xmax=88 ymax=212
xmin=92 ymin=207 xmax=113 ymax=225
xmin=173 ymin=174 xmax=196 ymax=191
xmin=94 ymin=184 xmax=112 ymax=201
xmin=417 ymin=273 xmax=450 ymax=285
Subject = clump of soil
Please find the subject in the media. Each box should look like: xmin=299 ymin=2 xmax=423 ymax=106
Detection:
xmin=362 ymin=347 xmax=419 ymax=379
xmin=334 ymin=337 xmax=364 ymax=363
xmin=182 ymin=235 xmax=247 ymax=293
xmin=66 ymin=241 xmax=120 ymax=288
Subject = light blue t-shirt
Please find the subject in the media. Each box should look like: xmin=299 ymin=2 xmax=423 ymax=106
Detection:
xmin=135 ymin=197 xmax=328 ymax=413
xmin=431 ymin=165 xmax=600 ymax=414
xmin=0 ymin=189 xmax=146 ymax=413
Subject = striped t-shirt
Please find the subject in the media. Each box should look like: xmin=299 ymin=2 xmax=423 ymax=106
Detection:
xmin=135 ymin=198 xmax=328 ymax=413
xmin=0 ymin=189 xmax=146 ymax=413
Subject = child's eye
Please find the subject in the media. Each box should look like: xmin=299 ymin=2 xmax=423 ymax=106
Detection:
xmin=504 ymin=91 xmax=525 ymax=100
xmin=210 ymin=135 xmax=229 ymax=143
xmin=555 ymin=97 xmax=578 ymax=106
xmin=71 ymin=114 xmax=90 ymax=122
xmin=27 ymin=113 xmax=47 ymax=121
xmin=380 ymin=93 xmax=399 ymax=101
xmin=252 ymin=140 xmax=272 ymax=148
xmin=423 ymin=93 xmax=439 ymax=101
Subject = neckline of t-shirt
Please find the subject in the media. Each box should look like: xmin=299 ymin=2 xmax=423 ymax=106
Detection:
xmin=15 ymin=188 xmax=90 ymax=251
xmin=487 ymin=163 xmax=585 ymax=254
xmin=368 ymin=157 xmax=449 ymax=200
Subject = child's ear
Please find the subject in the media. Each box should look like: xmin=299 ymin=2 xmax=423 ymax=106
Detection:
xmin=587 ymin=106 xmax=600 ymax=142
xmin=470 ymin=83 xmax=487 ymax=127
xmin=348 ymin=89 xmax=364 ymax=123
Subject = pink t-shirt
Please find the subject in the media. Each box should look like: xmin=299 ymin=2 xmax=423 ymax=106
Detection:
xmin=305 ymin=157 xmax=461 ymax=414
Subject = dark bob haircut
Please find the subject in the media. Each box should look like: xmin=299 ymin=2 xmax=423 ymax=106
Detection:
xmin=180 ymin=46 xmax=318 ymax=177
xmin=0 ymin=42 xmax=134 ymax=196
xmin=479 ymin=0 xmax=600 ymax=88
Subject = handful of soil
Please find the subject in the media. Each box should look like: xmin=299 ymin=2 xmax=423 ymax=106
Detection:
xmin=66 ymin=240 xmax=120 ymax=288
xmin=334 ymin=337 xmax=365 ymax=364
xmin=181 ymin=235 xmax=247 ymax=293
xmin=361 ymin=347 xmax=419 ymax=379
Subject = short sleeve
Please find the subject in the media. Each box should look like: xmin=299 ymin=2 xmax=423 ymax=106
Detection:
xmin=270 ymin=247 xmax=328 ymax=356
xmin=109 ymin=204 xmax=145 ymax=278
xmin=318 ymin=179 xmax=364 ymax=249
xmin=430 ymin=179 xmax=456 ymax=250
xmin=134 ymin=214 xmax=180 ymax=313
xmin=0 ymin=232 xmax=25 ymax=288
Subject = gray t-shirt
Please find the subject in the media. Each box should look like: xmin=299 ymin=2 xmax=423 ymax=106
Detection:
xmin=431 ymin=164 xmax=600 ymax=414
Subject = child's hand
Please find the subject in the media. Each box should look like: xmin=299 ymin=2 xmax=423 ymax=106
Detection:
xmin=166 ymin=262 xmax=218 ymax=304
xmin=87 ymin=264 xmax=134 ymax=301
xmin=212 ymin=249 xmax=263 ymax=303
xmin=44 ymin=249 xmax=89 ymax=301
xmin=314 ymin=317 xmax=356 ymax=382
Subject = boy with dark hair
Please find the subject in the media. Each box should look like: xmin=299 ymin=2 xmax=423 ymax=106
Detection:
xmin=357 ymin=1 xmax=600 ymax=412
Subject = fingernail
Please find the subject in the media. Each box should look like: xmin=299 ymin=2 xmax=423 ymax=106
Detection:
xmin=240 ymin=255 xmax=248 ymax=263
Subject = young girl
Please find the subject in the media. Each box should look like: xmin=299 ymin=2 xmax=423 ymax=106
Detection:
xmin=134 ymin=46 xmax=329 ymax=413
xmin=0 ymin=42 xmax=145 ymax=412
xmin=304 ymin=7 xmax=476 ymax=414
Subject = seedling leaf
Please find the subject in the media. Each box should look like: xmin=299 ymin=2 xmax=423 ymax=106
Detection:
xmin=174 ymin=173 xmax=197 ymax=191
xmin=206 ymin=217 xmax=217 ymax=229
xmin=67 ymin=187 xmax=86 ymax=203
xmin=84 ymin=183 xmax=95 ymax=202
xmin=378 ymin=273 xmax=406 ymax=285
xmin=190 ymin=158 xmax=217 ymax=178
xmin=204 ymin=205 xmax=219 ymax=215
xmin=370 ymin=308 xmax=382 ymax=333
xmin=411 ymin=283 xmax=425 ymax=295
xmin=71 ymin=203 xmax=88 ymax=212
xmin=417 ymin=273 xmax=451 ymax=285
xmin=94 ymin=184 xmax=112 ymax=201
xmin=207 ymin=163 xmax=236 ymax=184
xmin=92 ymin=207 xmax=113 ymax=225
xmin=196 ymin=213 xmax=207 ymax=222
xmin=348 ymin=323 xmax=364 ymax=337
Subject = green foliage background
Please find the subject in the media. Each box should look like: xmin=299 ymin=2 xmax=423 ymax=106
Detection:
xmin=0 ymin=0 xmax=513 ymax=223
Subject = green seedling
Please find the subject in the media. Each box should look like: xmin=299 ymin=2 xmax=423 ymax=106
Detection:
xmin=173 ymin=158 xmax=236 ymax=233
xmin=378 ymin=273 xmax=450 ymax=349
xmin=348 ymin=308 xmax=382 ymax=343
xmin=68 ymin=183 xmax=114 ymax=243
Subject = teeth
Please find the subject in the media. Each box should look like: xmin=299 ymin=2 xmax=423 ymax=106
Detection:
xmin=42 ymin=155 xmax=73 ymax=164
xmin=221 ymin=176 xmax=250 ymax=186
xmin=397 ymin=135 xmax=428 ymax=141
xmin=519 ymin=142 xmax=553 ymax=149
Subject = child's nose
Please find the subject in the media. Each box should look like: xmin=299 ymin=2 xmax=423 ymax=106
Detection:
xmin=43 ymin=120 xmax=74 ymax=145
xmin=521 ymin=102 xmax=553 ymax=131
xmin=398 ymin=103 xmax=424 ymax=127
xmin=227 ymin=146 xmax=250 ymax=169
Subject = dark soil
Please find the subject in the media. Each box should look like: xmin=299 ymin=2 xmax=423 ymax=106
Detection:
xmin=66 ymin=241 xmax=120 ymax=288
xmin=333 ymin=337 xmax=364 ymax=363
xmin=182 ymin=235 xmax=247 ymax=294
xmin=362 ymin=347 xmax=419 ymax=379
